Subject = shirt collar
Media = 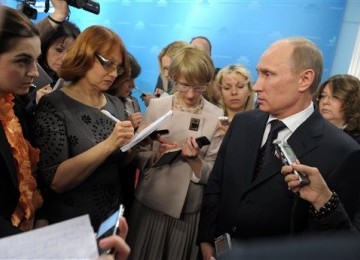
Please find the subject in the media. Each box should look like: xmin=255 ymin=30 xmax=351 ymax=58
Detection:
xmin=268 ymin=102 xmax=314 ymax=133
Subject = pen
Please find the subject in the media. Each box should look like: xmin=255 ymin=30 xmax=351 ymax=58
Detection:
xmin=101 ymin=109 xmax=121 ymax=123
xmin=124 ymin=109 xmax=133 ymax=115
xmin=134 ymin=86 xmax=147 ymax=95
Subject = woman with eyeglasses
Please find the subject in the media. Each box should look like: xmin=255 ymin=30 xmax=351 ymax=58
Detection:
xmin=314 ymin=74 xmax=360 ymax=144
xmin=215 ymin=64 xmax=255 ymax=135
xmin=127 ymin=45 xmax=224 ymax=259
xmin=33 ymin=25 xmax=135 ymax=230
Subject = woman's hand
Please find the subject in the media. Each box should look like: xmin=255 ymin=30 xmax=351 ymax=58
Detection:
xmin=182 ymin=136 xmax=201 ymax=158
xmin=105 ymin=121 xmax=134 ymax=152
xmin=154 ymin=88 xmax=164 ymax=97
xmin=140 ymin=93 xmax=155 ymax=107
xmin=128 ymin=112 xmax=142 ymax=129
xmin=281 ymin=163 xmax=333 ymax=210
xmin=36 ymin=85 xmax=52 ymax=104
xmin=217 ymin=120 xmax=229 ymax=137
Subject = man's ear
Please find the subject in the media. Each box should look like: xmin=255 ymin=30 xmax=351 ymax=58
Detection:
xmin=298 ymin=69 xmax=314 ymax=92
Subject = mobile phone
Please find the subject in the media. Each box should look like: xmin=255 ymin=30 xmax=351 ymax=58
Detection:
xmin=52 ymin=78 xmax=70 ymax=91
xmin=149 ymin=129 xmax=170 ymax=139
xmin=214 ymin=233 xmax=232 ymax=257
xmin=195 ymin=136 xmax=211 ymax=148
xmin=273 ymin=139 xmax=310 ymax=187
xmin=33 ymin=63 xmax=53 ymax=89
xmin=219 ymin=116 xmax=230 ymax=126
xmin=96 ymin=204 xmax=125 ymax=255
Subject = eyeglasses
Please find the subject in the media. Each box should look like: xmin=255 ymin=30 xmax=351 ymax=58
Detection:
xmin=175 ymin=82 xmax=207 ymax=93
xmin=316 ymin=93 xmax=338 ymax=102
xmin=220 ymin=83 xmax=247 ymax=91
xmin=95 ymin=53 xmax=125 ymax=76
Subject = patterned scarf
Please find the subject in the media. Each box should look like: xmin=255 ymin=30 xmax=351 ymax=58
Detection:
xmin=0 ymin=94 xmax=43 ymax=231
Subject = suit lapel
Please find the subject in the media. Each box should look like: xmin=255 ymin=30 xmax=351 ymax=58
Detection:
xmin=238 ymin=112 xmax=268 ymax=196
xmin=246 ymin=110 xmax=323 ymax=193
xmin=0 ymin=125 xmax=18 ymax=187
xmin=288 ymin=110 xmax=323 ymax=158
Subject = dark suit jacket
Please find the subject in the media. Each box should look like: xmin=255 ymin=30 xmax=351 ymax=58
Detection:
xmin=0 ymin=124 xmax=21 ymax=238
xmin=198 ymin=109 xmax=360 ymax=243
xmin=220 ymin=233 xmax=360 ymax=260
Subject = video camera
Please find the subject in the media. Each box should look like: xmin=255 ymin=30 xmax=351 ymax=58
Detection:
xmin=65 ymin=0 xmax=100 ymax=15
xmin=17 ymin=0 xmax=37 ymax=20
xmin=17 ymin=0 xmax=100 ymax=20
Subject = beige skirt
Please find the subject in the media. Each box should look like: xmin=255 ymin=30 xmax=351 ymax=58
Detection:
xmin=127 ymin=199 xmax=200 ymax=260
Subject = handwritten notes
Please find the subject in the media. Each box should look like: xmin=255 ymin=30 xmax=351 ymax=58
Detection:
xmin=0 ymin=215 xmax=98 ymax=259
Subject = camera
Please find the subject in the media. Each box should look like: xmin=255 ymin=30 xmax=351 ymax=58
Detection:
xmin=18 ymin=0 xmax=101 ymax=18
xmin=67 ymin=0 xmax=100 ymax=15
xmin=17 ymin=0 xmax=37 ymax=19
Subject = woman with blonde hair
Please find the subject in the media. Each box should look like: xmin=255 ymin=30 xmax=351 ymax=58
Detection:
xmin=128 ymin=45 xmax=223 ymax=259
xmin=140 ymin=41 xmax=189 ymax=106
xmin=215 ymin=64 xmax=255 ymax=134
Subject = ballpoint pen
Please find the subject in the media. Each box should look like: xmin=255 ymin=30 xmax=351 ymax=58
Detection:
xmin=101 ymin=109 xmax=121 ymax=123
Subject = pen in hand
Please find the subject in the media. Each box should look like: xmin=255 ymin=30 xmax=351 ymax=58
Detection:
xmin=101 ymin=109 xmax=121 ymax=123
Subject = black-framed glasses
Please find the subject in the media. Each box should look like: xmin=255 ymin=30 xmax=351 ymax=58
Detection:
xmin=95 ymin=53 xmax=125 ymax=76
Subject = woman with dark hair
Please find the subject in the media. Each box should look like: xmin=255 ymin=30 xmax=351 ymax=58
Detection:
xmin=314 ymin=74 xmax=360 ymax=143
xmin=33 ymin=25 xmax=135 ymax=230
xmin=0 ymin=6 xmax=43 ymax=238
xmin=38 ymin=20 xmax=80 ymax=84
xmin=107 ymin=52 xmax=142 ymax=129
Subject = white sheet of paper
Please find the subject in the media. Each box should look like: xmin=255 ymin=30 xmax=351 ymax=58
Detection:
xmin=0 ymin=215 xmax=99 ymax=259
xmin=120 ymin=110 xmax=173 ymax=152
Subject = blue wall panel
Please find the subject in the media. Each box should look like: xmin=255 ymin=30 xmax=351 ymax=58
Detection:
xmin=4 ymin=0 xmax=346 ymax=112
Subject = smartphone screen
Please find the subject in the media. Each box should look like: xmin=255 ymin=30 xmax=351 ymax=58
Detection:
xmin=96 ymin=204 xmax=124 ymax=255
xmin=33 ymin=63 xmax=53 ymax=89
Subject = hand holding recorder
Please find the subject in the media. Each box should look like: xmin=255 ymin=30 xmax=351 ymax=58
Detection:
xmin=281 ymin=163 xmax=334 ymax=211
xmin=273 ymin=139 xmax=310 ymax=186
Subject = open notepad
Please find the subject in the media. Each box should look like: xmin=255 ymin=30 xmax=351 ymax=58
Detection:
xmin=152 ymin=148 xmax=182 ymax=168
xmin=120 ymin=110 xmax=173 ymax=152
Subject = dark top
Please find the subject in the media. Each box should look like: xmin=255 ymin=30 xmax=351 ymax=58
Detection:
xmin=33 ymin=90 xmax=130 ymax=230
xmin=153 ymin=74 xmax=174 ymax=94
xmin=0 ymin=98 xmax=33 ymax=238
xmin=198 ymin=109 xmax=360 ymax=244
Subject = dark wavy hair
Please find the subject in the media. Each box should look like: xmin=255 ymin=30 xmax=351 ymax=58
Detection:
xmin=107 ymin=52 xmax=141 ymax=96
xmin=0 ymin=6 xmax=39 ymax=54
xmin=38 ymin=20 xmax=80 ymax=80
xmin=314 ymin=74 xmax=360 ymax=138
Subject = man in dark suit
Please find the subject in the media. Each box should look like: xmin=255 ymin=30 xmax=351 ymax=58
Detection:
xmin=198 ymin=37 xmax=360 ymax=259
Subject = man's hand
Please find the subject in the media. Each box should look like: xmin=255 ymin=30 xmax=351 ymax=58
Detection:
xmin=98 ymin=217 xmax=130 ymax=260
xmin=49 ymin=0 xmax=69 ymax=27
xmin=200 ymin=242 xmax=216 ymax=260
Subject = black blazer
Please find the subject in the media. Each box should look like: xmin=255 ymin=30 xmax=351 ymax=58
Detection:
xmin=0 ymin=125 xmax=22 ymax=238
xmin=199 ymin=109 xmax=360 ymax=243
xmin=0 ymin=99 xmax=34 ymax=238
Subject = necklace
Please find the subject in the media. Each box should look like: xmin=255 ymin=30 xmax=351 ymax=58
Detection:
xmin=172 ymin=92 xmax=204 ymax=114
